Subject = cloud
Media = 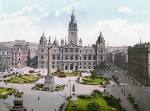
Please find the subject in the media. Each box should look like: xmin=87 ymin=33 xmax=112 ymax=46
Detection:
xmin=0 ymin=2 xmax=149 ymax=47
xmin=118 ymin=6 xmax=147 ymax=16
xmin=55 ymin=1 xmax=81 ymax=17
xmin=118 ymin=6 xmax=133 ymax=15
xmin=0 ymin=4 xmax=48 ymax=42
xmin=82 ymin=19 xmax=150 ymax=46
xmin=54 ymin=0 xmax=87 ymax=19
xmin=0 ymin=1 xmax=87 ymax=43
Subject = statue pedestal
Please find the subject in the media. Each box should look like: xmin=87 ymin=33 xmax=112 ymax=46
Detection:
xmin=10 ymin=98 xmax=26 ymax=111
xmin=44 ymin=75 xmax=54 ymax=91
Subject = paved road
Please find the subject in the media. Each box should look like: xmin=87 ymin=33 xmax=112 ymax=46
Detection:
xmin=115 ymin=72 xmax=150 ymax=111
xmin=109 ymin=65 xmax=150 ymax=111
xmin=106 ymin=81 xmax=135 ymax=111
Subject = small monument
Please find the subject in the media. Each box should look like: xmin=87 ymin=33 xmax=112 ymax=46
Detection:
xmin=44 ymin=45 xmax=54 ymax=91
xmin=10 ymin=95 xmax=26 ymax=111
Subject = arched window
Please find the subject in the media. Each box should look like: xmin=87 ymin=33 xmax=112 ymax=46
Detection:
xmin=41 ymin=55 xmax=44 ymax=59
xmin=53 ymin=55 xmax=55 ymax=60
xmin=65 ymin=55 xmax=68 ymax=60
xmin=88 ymin=55 xmax=91 ymax=60
xmin=80 ymin=56 xmax=82 ymax=60
xmin=75 ymin=55 xmax=78 ymax=60
xmin=93 ymin=55 xmax=96 ymax=60
xmin=41 ymin=49 xmax=44 ymax=53
xmin=84 ymin=55 xmax=86 ymax=60
xmin=70 ymin=55 xmax=74 ymax=60
xmin=57 ymin=55 xmax=60 ymax=60
xmin=100 ymin=55 xmax=103 ymax=60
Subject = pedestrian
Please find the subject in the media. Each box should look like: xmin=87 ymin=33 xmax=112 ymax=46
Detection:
xmin=38 ymin=96 xmax=40 ymax=100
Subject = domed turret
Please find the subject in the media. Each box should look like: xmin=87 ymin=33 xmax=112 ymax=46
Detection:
xmin=48 ymin=36 xmax=52 ymax=47
xmin=96 ymin=32 xmax=105 ymax=45
xmin=61 ymin=38 xmax=64 ymax=46
xmin=53 ymin=37 xmax=59 ymax=46
xmin=79 ymin=38 xmax=82 ymax=46
xmin=40 ymin=32 xmax=47 ymax=45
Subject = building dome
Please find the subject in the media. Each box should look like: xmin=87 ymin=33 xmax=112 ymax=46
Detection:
xmin=96 ymin=32 xmax=105 ymax=45
xmin=53 ymin=37 xmax=59 ymax=46
xmin=61 ymin=38 xmax=64 ymax=46
xmin=79 ymin=38 xmax=82 ymax=46
xmin=79 ymin=38 xmax=82 ymax=42
xmin=40 ymin=33 xmax=47 ymax=45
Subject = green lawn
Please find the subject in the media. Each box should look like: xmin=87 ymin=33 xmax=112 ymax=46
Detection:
xmin=32 ymin=84 xmax=65 ymax=92
xmin=66 ymin=98 xmax=114 ymax=111
xmin=65 ymin=93 xmax=124 ymax=111
xmin=52 ymin=72 xmax=80 ymax=77
xmin=0 ymin=87 xmax=16 ymax=99
xmin=5 ymin=74 xmax=41 ymax=83
xmin=81 ymin=76 xmax=108 ymax=85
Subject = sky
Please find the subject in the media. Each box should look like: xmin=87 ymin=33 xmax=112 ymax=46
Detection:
xmin=0 ymin=0 xmax=150 ymax=46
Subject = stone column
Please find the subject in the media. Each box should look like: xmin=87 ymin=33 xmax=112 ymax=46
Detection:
xmin=48 ymin=47 xmax=51 ymax=75
xmin=69 ymin=63 xmax=70 ymax=71
xmin=63 ymin=63 xmax=65 ymax=70
xmin=73 ymin=63 xmax=75 ymax=71
xmin=44 ymin=46 xmax=54 ymax=91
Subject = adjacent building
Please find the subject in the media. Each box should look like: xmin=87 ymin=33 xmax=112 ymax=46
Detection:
xmin=0 ymin=40 xmax=38 ymax=71
xmin=0 ymin=46 xmax=11 ymax=72
xmin=128 ymin=43 xmax=150 ymax=86
xmin=106 ymin=46 xmax=128 ymax=70
xmin=38 ymin=10 xmax=106 ymax=71
xmin=114 ymin=50 xmax=128 ymax=70
xmin=10 ymin=40 xmax=30 ymax=68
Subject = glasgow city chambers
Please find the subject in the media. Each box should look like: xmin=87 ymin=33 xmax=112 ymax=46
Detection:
xmin=38 ymin=10 xmax=106 ymax=71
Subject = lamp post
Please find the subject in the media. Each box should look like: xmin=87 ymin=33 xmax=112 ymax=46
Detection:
xmin=69 ymin=80 xmax=71 ymax=98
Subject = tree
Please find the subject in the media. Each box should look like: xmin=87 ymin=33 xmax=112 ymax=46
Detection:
xmin=87 ymin=102 xmax=101 ymax=111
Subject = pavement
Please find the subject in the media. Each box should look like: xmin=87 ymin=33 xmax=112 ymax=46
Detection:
xmin=0 ymin=76 xmax=104 ymax=111
xmin=106 ymin=81 xmax=136 ymax=111
xmin=108 ymin=65 xmax=150 ymax=111
xmin=1 ymin=66 xmax=149 ymax=111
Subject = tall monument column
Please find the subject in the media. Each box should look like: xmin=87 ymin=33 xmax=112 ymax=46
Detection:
xmin=48 ymin=46 xmax=51 ymax=75
xmin=44 ymin=46 xmax=54 ymax=91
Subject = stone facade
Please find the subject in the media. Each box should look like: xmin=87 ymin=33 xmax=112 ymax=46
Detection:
xmin=0 ymin=46 xmax=11 ymax=71
xmin=38 ymin=11 xmax=106 ymax=71
xmin=0 ymin=40 xmax=38 ymax=71
xmin=128 ymin=43 xmax=150 ymax=86
xmin=113 ymin=50 xmax=128 ymax=70
xmin=10 ymin=40 xmax=30 ymax=68
xmin=106 ymin=46 xmax=128 ymax=70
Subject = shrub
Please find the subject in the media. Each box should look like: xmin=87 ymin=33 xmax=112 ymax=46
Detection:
xmin=92 ymin=89 xmax=102 ymax=96
xmin=77 ymin=95 xmax=91 ymax=99
xmin=87 ymin=101 xmax=101 ymax=111
xmin=103 ymin=96 xmax=122 ymax=110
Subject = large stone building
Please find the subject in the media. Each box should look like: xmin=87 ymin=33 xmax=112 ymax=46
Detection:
xmin=0 ymin=40 xmax=38 ymax=71
xmin=128 ymin=43 xmax=150 ymax=86
xmin=38 ymin=10 xmax=106 ymax=71
xmin=10 ymin=40 xmax=30 ymax=68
